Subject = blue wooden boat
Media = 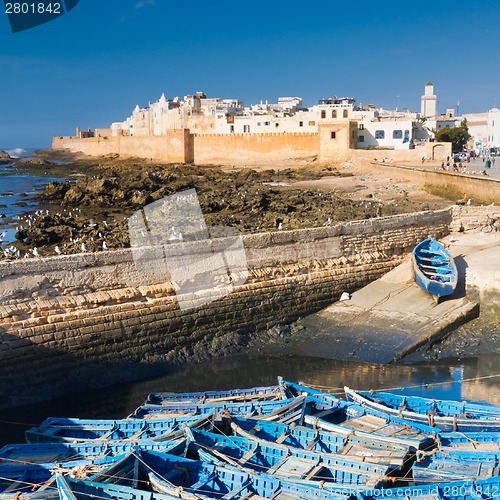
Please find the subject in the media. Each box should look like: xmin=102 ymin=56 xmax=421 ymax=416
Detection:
xmin=412 ymin=237 xmax=458 ymax=300
xmin=25 ymin=413 xmax=213 ymax=444
xmin=56 ymin=449 xmax=356 ymax=499
xmin=132 ymin=393 xmax=307 ymax=424
xmin=412 ymin=448 xmax=500 ymax=483
xmin=437 ymin=431 xmax=500 ymax=452
xmin=0 ymin=437 xmax=189 ymax=466
xmin=185 ymin=427 xmax=395 ymax=488
xmin=0 ymin=441 xmax=187 ymax=499
xmin=345 ymin=387 xmax=500 ymax=432
xmin=0 ymin=452 xmax=135 ymax=499
xmin=229 ymin=416 xmax=414 ymax=470
xmin=146 ymin=383 xmax=284 ymax=405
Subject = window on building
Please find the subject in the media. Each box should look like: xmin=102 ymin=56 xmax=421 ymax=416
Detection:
xmin=230 ymin=125 xmax=234 ymax=133
xmin=359 ymin=124 xmax=364 ymax=130
xmin=375 ymin=130 xmax=385 ymax=139
xmin=275 ymin=123 xmax=279 ymax=127
xmin=343 ymin=110 xmax=348 ymax=118
xmin=393 ymin=130 xmax=403 ymax=139
xmin=404 ymin=130 xmax=410 ymax=143
xmin=321 ymin=110 xmax=326 ymax=119
xmin=243 ymin=125 xmax=250 ymax=133
xmin=308 ymin=121 xmax=315 ymax=126
xmin=332 ymin=110 xmax=337 ymax=118
xmin=299 ymin=121 xmax=303 ymax=127
xmin=359 ymin=135 xmax=365 ymax=142
xmin=257 ymin=122 xmax=261 ymax=126
xmin=331 ymin=131 xmax=336 ymax=139
xmin=265 ymin=121 xmax=270 ymax=126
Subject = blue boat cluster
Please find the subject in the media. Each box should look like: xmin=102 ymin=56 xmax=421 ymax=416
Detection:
xmin=2 ymin=378 xmax=500 ymax=499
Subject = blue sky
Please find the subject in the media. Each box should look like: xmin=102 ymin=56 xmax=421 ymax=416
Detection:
xmin=1 ymin=0 xmax=500 ymax=149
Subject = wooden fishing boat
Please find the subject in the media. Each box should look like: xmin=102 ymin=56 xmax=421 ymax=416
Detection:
xmin=412 ymin=448 xmax=500 ymax=483
xmin=131 ymin=393 xmax=308 ymax=423
xmin=412 ymin=237 xmax=458 ymax=300
xmin=345 ymin=387 xmax=500 ymax=432
xmin=0 ymin=437 xmax=186 ymax=467
xmin=437 ymin=431 xmax=500 ymax=452
xmin=228 ymin=416 xmax=414 ymax=470
xmin=145 ymin=383 xmax=284 ymax=405
xmin=57 ymin=449 xmax=357 ymax=500
xmin=25 ymin=413 xmax=213 ymax=444
xmin=0 ymin=452 xmax=135 ymax=499
xmin=184 ymin=427 xmax=394 ymax=488
xmin=278 ymin=379 xmax=439 ymax=449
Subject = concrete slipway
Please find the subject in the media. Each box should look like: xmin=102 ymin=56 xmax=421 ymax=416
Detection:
xmin=290 ymin=232 xmax=500 ymax=364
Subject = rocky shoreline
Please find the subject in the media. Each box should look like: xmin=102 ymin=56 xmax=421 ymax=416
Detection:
xmin=2 ymin=150 xmax=452 ymax=258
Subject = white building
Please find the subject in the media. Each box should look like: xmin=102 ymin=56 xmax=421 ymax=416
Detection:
xmin=462 ymin=108 xmax=500 ymax=153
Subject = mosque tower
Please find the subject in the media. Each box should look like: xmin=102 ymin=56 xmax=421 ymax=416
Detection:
xmin=420 ymin=81 xmax=437 ymax=118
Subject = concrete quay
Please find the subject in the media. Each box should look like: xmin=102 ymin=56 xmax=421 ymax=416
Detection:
xmin=294 ymin=231 xmax=500 ymax=364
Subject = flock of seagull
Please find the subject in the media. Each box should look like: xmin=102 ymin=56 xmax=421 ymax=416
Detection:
xmin=0 ymin=207 xmax=112 ymax=259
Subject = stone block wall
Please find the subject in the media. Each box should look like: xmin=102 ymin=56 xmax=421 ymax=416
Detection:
xmin=449 ymin=205 xmax=500 ymax=232
xmin=0 ymin=208 xmax=454 ymax=408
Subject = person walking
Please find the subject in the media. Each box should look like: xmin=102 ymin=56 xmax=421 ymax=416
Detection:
xmin=486 ymin=158 xmax=491 ymax=169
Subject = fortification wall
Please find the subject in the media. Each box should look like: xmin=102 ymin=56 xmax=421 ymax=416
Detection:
xmin=53 ymin=131 xmax=318 ymax=165
xmin=191 ymin=132 xmax=318 ymax=164
xmin=351 ymin=157 xmax=500 ymax=205
xmin=0 ymin=208 xmax=455 ymax=409
xmin=350 ymin=142 xmax=451 ymax=162
xmin=52 ymin=133 xmax=189 ymax=163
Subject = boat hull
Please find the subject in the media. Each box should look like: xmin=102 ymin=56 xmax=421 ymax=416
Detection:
xmin=412 ymin=238 xmax=458 ymax=298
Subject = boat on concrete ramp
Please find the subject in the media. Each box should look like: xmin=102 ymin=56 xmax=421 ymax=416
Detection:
xmin=412 ymin=237 xmax=458 ymax=302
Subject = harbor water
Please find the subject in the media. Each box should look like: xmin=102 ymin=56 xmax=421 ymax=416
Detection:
xmin=1 ymin=352 xmax=500 ymax=446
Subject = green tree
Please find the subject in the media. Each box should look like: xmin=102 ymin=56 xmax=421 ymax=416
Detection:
xmin=435 ymin=119 xmax=470 ymax=151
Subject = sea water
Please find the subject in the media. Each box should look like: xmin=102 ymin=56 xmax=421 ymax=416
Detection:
xmin=0 ymin=162 xmax=63 ymax=244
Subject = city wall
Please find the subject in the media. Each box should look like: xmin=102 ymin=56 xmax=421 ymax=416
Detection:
xmin=52 ymin=131 xmax=318 ymax=165
xmin=52 ymin=131 xmax=451 ymax=166
xmin=1 ymin=206 xmax=492 ymax=409
xmin=191 ymin=132 xmax=318 ymax=164
xmin=52 ymin=131 xmax=189 ymax=163
xmin=351 ymin=155 xmax=500 ymax=204
xmin=350 ymin=142 xmax=451 ymax=163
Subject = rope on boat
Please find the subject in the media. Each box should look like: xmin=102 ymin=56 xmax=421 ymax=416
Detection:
xmin=304 ymin=372 xmax=500 ymax=395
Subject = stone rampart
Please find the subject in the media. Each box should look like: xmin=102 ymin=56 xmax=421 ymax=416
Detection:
xmin=351 ymin=157 xmax=500 ymax=205
xmin=192 ymin=132 xmax=318 ymax=164
xmin=0 ymin=208 xmax=457 ymax=408
xmin=53 ymin=131 xmax=451 ymax=166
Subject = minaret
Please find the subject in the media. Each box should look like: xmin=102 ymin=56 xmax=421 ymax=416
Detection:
xmin=421 ymin=82 xmax=437 ymax=118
